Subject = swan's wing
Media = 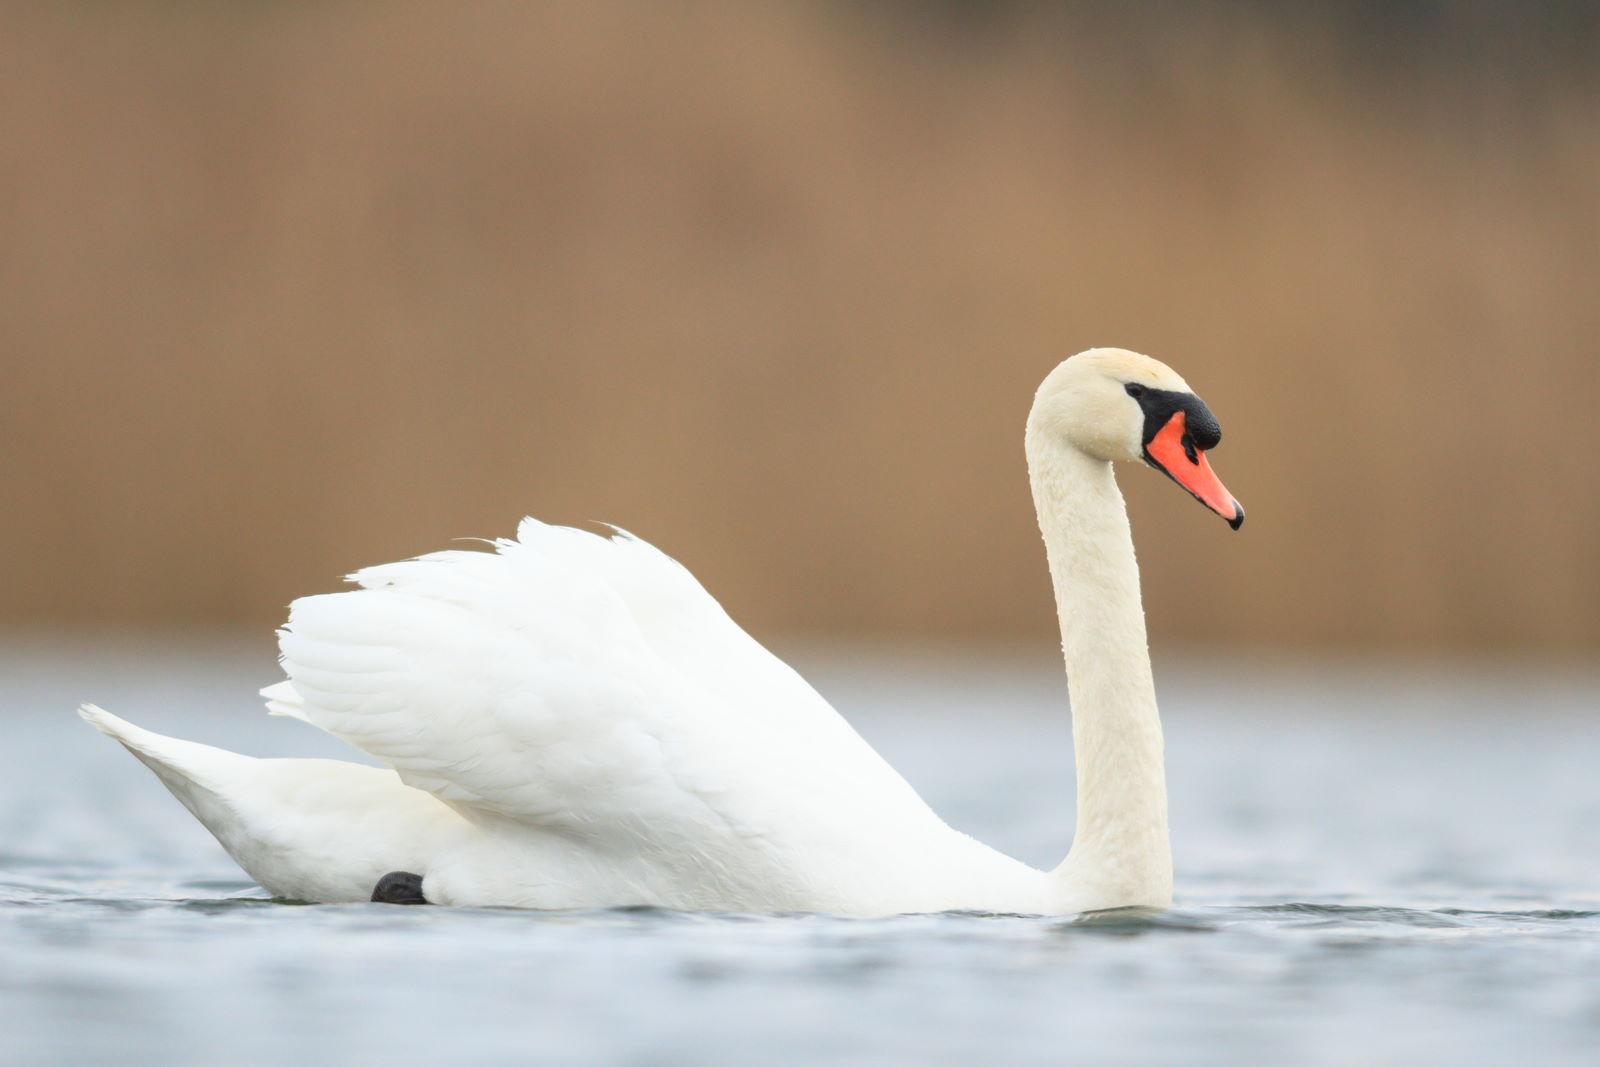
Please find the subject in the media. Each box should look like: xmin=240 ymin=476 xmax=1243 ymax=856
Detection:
xmin=270 ymin=519 xmax=937 ymax=850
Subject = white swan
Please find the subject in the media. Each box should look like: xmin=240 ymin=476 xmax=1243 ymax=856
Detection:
xmin=82 ymin=348 xmax=1242 ymax=915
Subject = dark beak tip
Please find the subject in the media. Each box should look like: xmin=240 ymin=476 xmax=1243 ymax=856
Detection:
xmin=1228 ymin=503 xmax=1245 ymax=531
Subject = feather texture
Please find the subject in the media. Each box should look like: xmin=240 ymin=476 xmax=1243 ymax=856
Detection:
xmin=268 ymin=519 xmax=1036 ymax=911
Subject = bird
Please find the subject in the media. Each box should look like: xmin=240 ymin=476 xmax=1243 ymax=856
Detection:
xmin=82 ymin=348 xmax=1242 ymax=915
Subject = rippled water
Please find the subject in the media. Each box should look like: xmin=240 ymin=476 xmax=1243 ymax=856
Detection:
xmin=3 ymin=640 xmax=1598 ymax=1065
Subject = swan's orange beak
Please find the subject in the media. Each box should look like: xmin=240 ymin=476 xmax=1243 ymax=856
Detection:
xmin=1144 ymin=410 xmax=1244 ymax=530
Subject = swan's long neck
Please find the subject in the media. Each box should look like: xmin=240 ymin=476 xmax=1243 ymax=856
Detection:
xmin=1026 ymin=425 xmax=1172 ymax=910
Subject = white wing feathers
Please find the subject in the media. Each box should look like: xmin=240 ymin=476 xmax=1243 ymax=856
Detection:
xmin=260 ymin=680 xmax=309 ymax=722
xmin=268 ymin=519 xmax=937 ymax=856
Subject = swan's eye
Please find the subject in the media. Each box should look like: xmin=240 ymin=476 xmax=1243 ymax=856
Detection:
xmin=1124 ymin=383 xmax=1147 ymax=399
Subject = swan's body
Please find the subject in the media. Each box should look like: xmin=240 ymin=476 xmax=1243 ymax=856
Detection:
xmin=83 ymin=349 xmax=1241 ymax=915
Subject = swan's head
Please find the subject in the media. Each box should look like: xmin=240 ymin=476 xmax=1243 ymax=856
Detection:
xmin=1030 ymin=348 xmax=1244 ymax=529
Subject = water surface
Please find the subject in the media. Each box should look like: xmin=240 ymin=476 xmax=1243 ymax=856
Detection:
xmin=3 ymin=640 xmax=1597 ymax=1065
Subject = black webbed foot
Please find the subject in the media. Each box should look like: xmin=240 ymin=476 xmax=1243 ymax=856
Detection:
xmin=371 ymin=871 xmax=429 ymax=905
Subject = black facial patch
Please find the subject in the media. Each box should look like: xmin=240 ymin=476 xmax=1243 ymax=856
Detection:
xmin=1125 ymin=383 xmax=1223 ymax=453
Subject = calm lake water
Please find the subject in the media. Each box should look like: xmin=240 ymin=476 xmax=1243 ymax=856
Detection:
xmin=3 ymin=639 xmax=1598 ymax=1065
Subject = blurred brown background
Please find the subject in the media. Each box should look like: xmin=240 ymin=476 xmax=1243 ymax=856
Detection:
xmin=2 ymin=2 xmax=1596 ymax=655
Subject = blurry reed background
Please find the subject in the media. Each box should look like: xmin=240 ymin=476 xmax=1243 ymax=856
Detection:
xmin=2 ymin=1 xmax=1596 ymax=655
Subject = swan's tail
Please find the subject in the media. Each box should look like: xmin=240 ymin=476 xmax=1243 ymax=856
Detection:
xmin=79 ymin=704 xmax=252 ymax=830
xmin=79 ymin=705 xmax=471 ymax=902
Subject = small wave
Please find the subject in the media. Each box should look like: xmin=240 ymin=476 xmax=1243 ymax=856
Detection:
xmin=1235 ymin=902 xmax=1467 ymax=927
xmin=1436 ymin=907 xmax=1599 ymax=921
xmin=179 ymin=878 xmax=262 ymax=892
xmin=1059 ymin=906 xmax=1218 ymax=934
